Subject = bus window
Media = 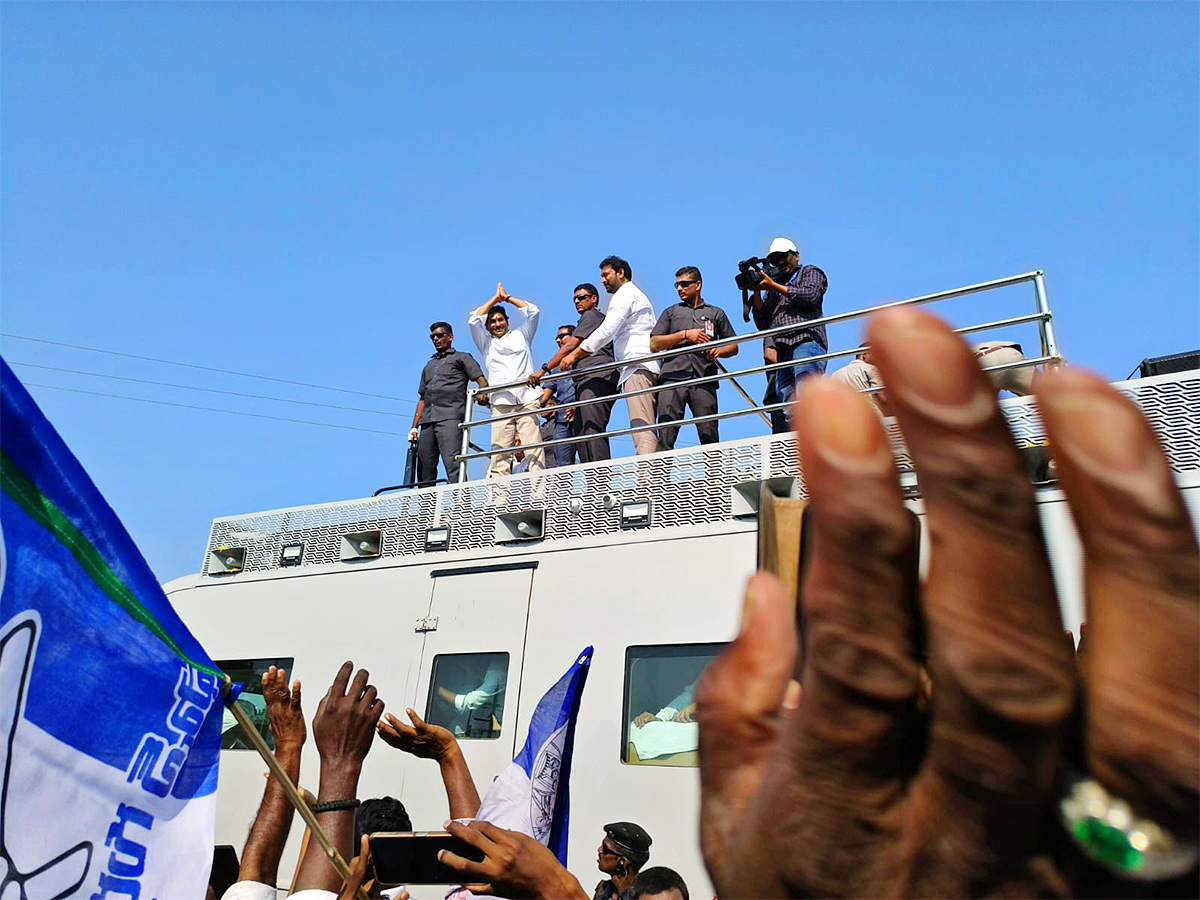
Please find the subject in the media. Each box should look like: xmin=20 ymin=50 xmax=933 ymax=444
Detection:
xmin=216 ymin=657 xmax=295 ymax=750
xmin=623 ymin=644 xmax=724 ymax=767
xmin=425 ymin=652 xmax=509 ymax=740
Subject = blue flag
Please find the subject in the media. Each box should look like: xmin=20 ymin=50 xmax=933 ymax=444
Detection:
xmin=0 ymin=357 xmax=224 ymax=899
xmin=472 ymin=647 xmax=592 ymax=864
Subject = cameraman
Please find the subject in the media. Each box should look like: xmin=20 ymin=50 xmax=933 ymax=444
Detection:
xmin=750 ymin=237 xmax=829 ymax=409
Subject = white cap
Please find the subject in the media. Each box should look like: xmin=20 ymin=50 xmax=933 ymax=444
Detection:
xmin=768 ymin=237 xmax=798 ymax=256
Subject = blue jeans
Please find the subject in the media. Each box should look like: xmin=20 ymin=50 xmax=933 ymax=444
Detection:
xmin=553 ymin=420 xmax=578 ymax=467
xmin=775 ymin=339 xmax=827 ymax=405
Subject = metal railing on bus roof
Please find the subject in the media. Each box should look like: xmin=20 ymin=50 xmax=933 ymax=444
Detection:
xmin=453 ymin=270 xmax=1061 ymax=475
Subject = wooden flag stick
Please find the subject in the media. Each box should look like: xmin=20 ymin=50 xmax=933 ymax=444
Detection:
xmin=222 ymin=677 xmax=368 ymax=900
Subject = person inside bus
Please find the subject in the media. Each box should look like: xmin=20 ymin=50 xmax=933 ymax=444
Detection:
xmin=632 ymin=681 xmax=696 ymax=727
xmin=431 ymin=654 xmax=507 ymax=738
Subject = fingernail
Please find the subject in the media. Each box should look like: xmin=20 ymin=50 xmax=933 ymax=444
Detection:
xmin=801 ymin=380 xmax=890 ymax=473
xmin=1037 ymin=376 xmax=1155 ymax=483
xmin=443 ymin=819 xmax=452 ymax=830
xmin=872 ymin=309 xmax=992 ymax=425
xmin=782 ymin=679 xmax=802 ymax=710
xmin=739 ymin=579 xmax=760 ymax=635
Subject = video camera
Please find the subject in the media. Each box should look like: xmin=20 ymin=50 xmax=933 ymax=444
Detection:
xmin=736 ymin=256 xmax=785 ymax=321
xmin=735 ymin=257 xmax=767 ymax=292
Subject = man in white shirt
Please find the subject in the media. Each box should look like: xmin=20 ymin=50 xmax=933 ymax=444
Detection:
xmin=469 ymin=283 xmax=546 ymax=479
xmin=560 ymin=255 xmax=660 ymax=455
xmin=828 ymin=344 xmax=888 ymax=415
xmin=972 ymin=340 xmax=1036 ymax=396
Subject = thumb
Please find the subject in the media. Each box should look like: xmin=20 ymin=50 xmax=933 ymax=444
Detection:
xmin=696 ymin=572 xmax=797 ymax=894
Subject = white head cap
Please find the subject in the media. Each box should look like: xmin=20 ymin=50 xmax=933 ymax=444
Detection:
xmin=768 ymin=237 xmax=798 ymax=256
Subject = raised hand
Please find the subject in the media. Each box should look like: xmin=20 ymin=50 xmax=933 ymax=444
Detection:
xmin=262 ymin=665 xmax=305 ymax=751
xmin=696 ymin=307 xmax=1199 ymax=897
xmin=378 ymin=708 xmax=457 ymax=761
xmin=312 ymin=661 xmax=383 ymax=770
xmin=439 ymin=820 xmax=587 ymax=899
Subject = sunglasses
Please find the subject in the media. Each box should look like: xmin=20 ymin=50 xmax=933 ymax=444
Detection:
xmin=674 ymin=279 xmax=698 ymax=288
xmin=556 ymin=334 xmax=571 ymax=342
xmin=573 ymin=294 xmax=595 ymax=302
xmin=430 ymin=332 xmax=450 ymax=339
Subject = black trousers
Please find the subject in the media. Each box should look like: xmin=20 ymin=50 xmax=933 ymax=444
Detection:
xmin=656 ymin=382 xmax=719 ymax=450
xmin=417 ymin=418 xmax=464 ymax=485
xmin=575 ymin=376 xmax=618 ymax=463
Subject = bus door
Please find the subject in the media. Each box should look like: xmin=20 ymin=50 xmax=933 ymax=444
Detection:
xmin=411 ymin=562 xmax=535 ymax=794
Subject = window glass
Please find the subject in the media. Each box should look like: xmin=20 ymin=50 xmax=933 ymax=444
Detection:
xmin=623 ymin=643 xmax=724 ymax=767
xmin=426 ymin=652 xmax=509 ymax=740
xmin=216 ymin=657 xmax=295 ymax=750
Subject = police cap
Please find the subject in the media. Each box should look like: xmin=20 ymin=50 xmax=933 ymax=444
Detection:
xmin=603 ymin=822 xmax=652 ymax=856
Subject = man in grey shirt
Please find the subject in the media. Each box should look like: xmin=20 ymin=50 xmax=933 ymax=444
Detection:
xmin=408 ymin=321 xmax=487 ymax=486
xmin=649 ymin=267 xmax=738 ymax=450
xmin=528 ymin=283 xmax=620 ymax=462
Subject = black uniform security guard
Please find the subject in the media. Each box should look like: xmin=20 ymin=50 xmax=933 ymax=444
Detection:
xmin=594 ymin=821 xmax=652 ymax=900
xmin=408 ymin=321 xmax=487 ymax=486
xmin=649 ymin=267 xmax=738 ymax=450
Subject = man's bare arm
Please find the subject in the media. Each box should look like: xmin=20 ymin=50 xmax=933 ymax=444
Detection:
xmin=529 ymin=336 xmax=583 ymax=385
xmin=291 ymin=662 xmax=384 ymax=894
xmin=379 ymin=709 xmax=482 ymax=820
xmin=236 ymin=668 xmax=306 ymax=888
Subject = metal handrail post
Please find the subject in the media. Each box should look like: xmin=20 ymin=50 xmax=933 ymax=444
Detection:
xmin=457 ymin=385 xmax=475 ymax=483
xmin=1032 ymin=271 xmax=1060 ymax=361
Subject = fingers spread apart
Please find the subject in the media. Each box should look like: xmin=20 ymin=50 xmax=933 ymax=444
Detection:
xmin=868 ymin=308 xmax=1074 ymax=807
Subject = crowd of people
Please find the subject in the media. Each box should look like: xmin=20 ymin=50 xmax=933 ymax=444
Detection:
xmin=406 ymin=240 xmax=837 ymax=487
xmin=215 ymin=309 xmax=1196 ymax=898
xmin=407 ymin=241 xmax=1040 ymax=487
xmin=213 ymin=663 xmax=690 ymax=900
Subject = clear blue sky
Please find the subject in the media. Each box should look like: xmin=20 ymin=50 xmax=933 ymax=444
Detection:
xmin=2 ymin=1 xmax=1197 ymax=581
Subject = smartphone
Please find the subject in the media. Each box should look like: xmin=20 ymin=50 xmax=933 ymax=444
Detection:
xmin=368 ymin=832 xmax=485 ymax=885
xmin=209 ymin=845 xmax=239 ymax=899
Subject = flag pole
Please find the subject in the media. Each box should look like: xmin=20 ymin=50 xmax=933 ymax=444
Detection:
xmin=222 ymin=677 xmax=368 ymax=900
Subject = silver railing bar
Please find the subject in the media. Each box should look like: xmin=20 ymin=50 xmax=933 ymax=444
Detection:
xmin=466 ymin=313 xmax=1052 ymax=428
xmin=456 ymin=352 xmax=1060 ymax=461
xmin=481 ymin=270 xmax=1044 ymax=394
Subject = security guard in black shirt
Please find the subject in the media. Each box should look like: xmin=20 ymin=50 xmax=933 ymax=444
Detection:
xmin=594 ymin=821 xmax=652 ymax=900
xmin=408 ymin=321 xmax=488 ymax=485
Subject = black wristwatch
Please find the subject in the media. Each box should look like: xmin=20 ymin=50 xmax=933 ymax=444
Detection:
xmin=541 ymin=363 xmax=551 ymax=374
xmin=310 ymin=798 xmax=360 ymax=813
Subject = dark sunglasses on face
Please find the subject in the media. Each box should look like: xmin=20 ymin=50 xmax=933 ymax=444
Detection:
xmin=573 ymin=294 xmax=594 ymax=303
xmin=556 ymin=334 xmax=571 ymax=342
xmin=430 ymin=332 xmax=449 ymax=339
xmin=674 ymin=280 xmax=698 ymax=288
